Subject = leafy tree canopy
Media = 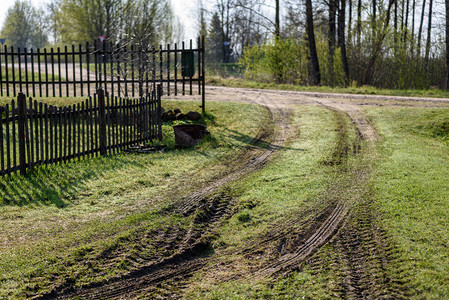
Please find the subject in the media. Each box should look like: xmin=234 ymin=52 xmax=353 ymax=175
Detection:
xmin=0 ymin=0 xmax=47 ymax=49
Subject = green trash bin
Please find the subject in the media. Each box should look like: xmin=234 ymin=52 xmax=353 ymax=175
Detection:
xmin=181 ymin=51 xmax=195 ymax=77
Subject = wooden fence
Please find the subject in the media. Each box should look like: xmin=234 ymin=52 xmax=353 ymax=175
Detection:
xmin=0 ymin=86 xmax=162 ymax=176
xmin=0 ymin=37 xmax=205 ymax=112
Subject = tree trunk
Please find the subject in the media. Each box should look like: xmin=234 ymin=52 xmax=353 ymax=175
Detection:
xmin=446 ymin=0 xmax=449 ymax=89
xmin=329 ymin=0 xmax=337 ymax=86
xmin=348 ymin=0 xmax=352 ymax=40
xmin=411 ymin=0 xmax=416 ymax=54
xmin=356 ymin=0 xmax=362 ymax=83
xmin=364 ymin=0 xmax=396 ymax=84
xmin=401 ymin=0 xmax=405 ymax=35
xmin=357 ymin=0 xmax=362 ymax=46
xmin=338 ymin=0 xmax=350 ymax=85
xmin=373 ymin=0 xmax=377 ymax=37
xmin=394 ymin=0 xmax=398 ymax=50
xmin=275 ymin=0 xmax=280 ymax=38
xmin=306 ymin=0 xmax=321 ymax=85
xmin=404 ymin=0 xmax=409 ymax=43
xmin=417 ymin=0 xmax=426 ymax=57
xmin=425 ymin=0 xmax=433 ymax=62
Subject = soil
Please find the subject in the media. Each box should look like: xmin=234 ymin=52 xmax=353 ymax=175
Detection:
xmin=39 ymin=86 xmax=449 ymax=299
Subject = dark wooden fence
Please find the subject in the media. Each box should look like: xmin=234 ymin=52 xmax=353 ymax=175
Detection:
xmin=0 ymin=86 xmax=162 ymax=176
xmin=0 ymin=37 xmax=205 ymax=111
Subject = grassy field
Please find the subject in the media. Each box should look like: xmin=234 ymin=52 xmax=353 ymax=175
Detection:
xmin=183 ymin=104 xmax=371 ymax=299
xmin=1 ymin=94 xmax=449 ymax=298
xmin=367 ymin=107 xmax=449 ymax=298
xmin=1 ymin=68 xmax=61 ymax=82
xmin=207 ymin=76 xmax=449 ymax=99
xmin=0 ymin=99 xmax=269 ymax=298
xmin=182 ymin=104 xmax=449 ymax=299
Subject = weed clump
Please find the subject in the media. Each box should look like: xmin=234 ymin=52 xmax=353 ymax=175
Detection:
xmin=237 ymin=211 xmax=251 ymax=223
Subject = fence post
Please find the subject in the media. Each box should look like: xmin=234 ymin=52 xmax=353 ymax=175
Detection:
xmin=17 ymin=93 xmax=27 ymax=175
xmin=98 ymin=88 xmax=107 ymax=155
xmin=201 ymin=35 xmax=206 ymax=114
xmin=157 ymin=84 xmax=162 ymax=141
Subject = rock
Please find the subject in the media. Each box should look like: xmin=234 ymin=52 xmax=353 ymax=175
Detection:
xmin=174 ymin=108 xmax=181 ymax=114
xmin=174 ymin=124 xmax=210 ymax=147
xmin=185 ymin=111 xmax=201 ymax=121
xmin=161 ymin=110 xmax=175 ymax=122
xmin=175 ymin=112 xmax=185 ymax=120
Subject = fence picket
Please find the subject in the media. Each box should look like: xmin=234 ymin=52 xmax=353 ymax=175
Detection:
xmin=31 ymin=49 xmax=35 ymax=97
xmin=0 ymin=107 xmax=4 ymax=173
xmin=44 ymin=104 xmax=49 ymax=164
xmin=11 ymin=100 xmax=17 ymax=171
xmin=1 ymin=89 xmax=160 ymax=176
xmin=0 ymin=49 xmax=3 ymax=97
xmin=11 ymin=47 xmax=16 ymax=96
xmin=28 ymin=98 xmax=34 ymax=167
xmin=58 ymin=106 xmax=63 ymax=163
xmin=82 ymin=101 xmax=86 ymax=158
xmin=66 ymin=106 xmax=70 ymax=161
xmin=86 ymin=42 xmax=91 ymax=96
xmin=39 ymin=102 xmax=43 ymax=164
xmin=57 ymin=47 xmax=62 ymax=97
xmin=17 ymin=94 xmax=26 ymax=175
xmin=18 ymin=48 xmax=22 ymax=94
xmin=5 ymin=104 xmax=11 ymax=173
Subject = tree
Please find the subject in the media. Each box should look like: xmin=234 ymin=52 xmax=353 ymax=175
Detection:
xmin=217 ymin=0 xmax=233 ymax=63
xmin=363 ymin=0 xmax=396 ymax=84
xmin=446 ymin=0 xmax=449 ymax=89
xmin=45 ymin=0 xmax=61 ymax=44
xmin=55 ymin=0 xmax=124 ymax=43
xmin=417 ymin=0 xmax=426 ymax=57
xmin=424 ymin=0 xmax=433 ymax=63
xmin=121 ymin=0 xmax=177 ymax=46
xmin=0 ymin=0 xmax=47 ymax=49
xmin=328 ymin=0 xmax=337 ymax=86
xmin=305 ymin=0 xmax=321 ymax=85
xmin=338 ymin=0 xmax=350 ymax=85
xmin=275 ymin=0 xmax=280 ymax=38
xmin=206 ymin=12 xmax=225 ymax=63
xmin=197 ymin=0 xmax=208 ymax=43
xmin=54 ymin=0 xmax=176 ymax=46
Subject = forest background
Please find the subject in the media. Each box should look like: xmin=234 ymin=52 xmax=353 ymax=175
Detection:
xmin=1 ymin=0 xmax=449 ymax=91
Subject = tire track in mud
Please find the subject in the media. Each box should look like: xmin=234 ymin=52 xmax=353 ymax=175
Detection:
xmin=249 ymin=98 xmax=406 ymax=298
xmin=171 ymin=87 xmax=434 ymax=297
xmin=39 ymin=87 xmax=415 ymax=299
xmin=39 ymin=91 xmax=293 ymax=299
xmin=241 ymin=100 xmax=367 ymax=276
xmin=308 ymin=100 xmax=408 ymax=299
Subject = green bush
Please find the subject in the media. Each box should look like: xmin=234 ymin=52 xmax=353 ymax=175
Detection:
xmin=239 ymin=38 xmax=308 ymax=84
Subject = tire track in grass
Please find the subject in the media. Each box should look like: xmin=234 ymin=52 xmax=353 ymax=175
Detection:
xmin=253 ymin=99 xmax=406 ymax=298
xmin=38 ymin=87 xmax=416 ymax=299
xmin=38 ymin=90 xmax=293 ymax=299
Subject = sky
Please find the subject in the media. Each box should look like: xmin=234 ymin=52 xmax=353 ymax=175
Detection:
xmin=0 ymin=0 xmax=205 ymax=41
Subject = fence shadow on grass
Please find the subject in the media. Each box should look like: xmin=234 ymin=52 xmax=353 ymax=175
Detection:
xmin=226 ymin=128 xmax=306 ymax=152
xmin=0 ymin=154 xmax=158 ymax=207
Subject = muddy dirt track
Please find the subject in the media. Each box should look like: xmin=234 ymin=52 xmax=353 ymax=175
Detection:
xmin=40 ymin=86 xmax=449 ymax=299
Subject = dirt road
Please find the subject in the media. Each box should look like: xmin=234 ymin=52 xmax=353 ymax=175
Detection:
xmin=41 ymin=86 xmax=449 ymax=299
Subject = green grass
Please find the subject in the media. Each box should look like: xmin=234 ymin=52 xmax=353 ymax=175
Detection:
xmin=0 ymin=99 xmax=269 ymax=298
xmin=185 ymin=104 xmax=360 ymax=298
xmin=0 ymin=96 xmax=85 ymax=107
xmin=1 ymin=68 xmax=62 ymax=82
xmin=185 ymin=104 xmax=449 ymax=299
xmin=2 ymin=95 xmax=449 ymax=298
xmin=367 ymin=107 xmax=449 ymax=298
xmin=207 ymin=76 xmax=449 ymax=99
